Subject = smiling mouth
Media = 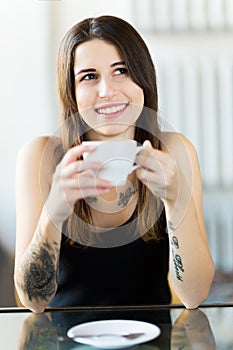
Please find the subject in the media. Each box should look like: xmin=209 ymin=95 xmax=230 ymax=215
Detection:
xmin=95 ymin=103 xmax=128 ymax=117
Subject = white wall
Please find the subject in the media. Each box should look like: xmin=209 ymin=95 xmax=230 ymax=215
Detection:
xmin=0 ymin=0 xmax=57 ymax=305
xmin=0 ymin=1 xmax=56 ymax=253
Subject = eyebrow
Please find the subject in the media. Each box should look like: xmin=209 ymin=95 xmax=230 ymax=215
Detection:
xmin=74 ymin=61 xmax=126 ymax=76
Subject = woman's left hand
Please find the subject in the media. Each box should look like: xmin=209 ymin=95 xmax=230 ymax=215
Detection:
xmin=135 ymin=140 xmax=179 ymax=204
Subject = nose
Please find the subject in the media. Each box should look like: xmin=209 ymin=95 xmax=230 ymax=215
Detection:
xmin=98 ymin=77 xmax=117 ymax=100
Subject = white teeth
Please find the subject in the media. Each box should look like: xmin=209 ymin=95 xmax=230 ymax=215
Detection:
xmin=97 ymin=104 xmax=126 ymax=114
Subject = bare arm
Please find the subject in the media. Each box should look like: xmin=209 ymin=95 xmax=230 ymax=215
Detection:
xmin=136 ymin=133 xmax=215 ymax=309
xmin=165 ymin=135 xmax=215 ymax=309
xmin=14 ymin=137 xmax=112 ymax=313
xmin=14 ymin=137 xmax=63 ymax=312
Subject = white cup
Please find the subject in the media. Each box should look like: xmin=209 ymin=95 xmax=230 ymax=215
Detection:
xmin=82 ymin=140 xmax=144 ymax=186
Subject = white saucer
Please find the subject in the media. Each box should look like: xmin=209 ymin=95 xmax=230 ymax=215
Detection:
xmin=67 ymin=319 xmax=161 ymax=349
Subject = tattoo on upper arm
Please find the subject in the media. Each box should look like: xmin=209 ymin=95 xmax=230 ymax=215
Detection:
xmin=23 ymin=240 xmax=59 ymax=302
xmin=118 ymin=187 xmax=136 ymax=208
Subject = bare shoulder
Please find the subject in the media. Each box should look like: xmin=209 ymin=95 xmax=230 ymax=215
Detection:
xmin=17 ymin=135 xmax=61 ymax=160
xmin=160 ymin=131 xmax=202 ymax=194
xmin=160 ymin=131 xmax=194 ymax=150
xmin=160 ymin=131 xmax=198 ymax=162
xmin=17 ymin=136 xmax=62 ymax=166
xmin=16 ymin=136 xmax=63 ymax=184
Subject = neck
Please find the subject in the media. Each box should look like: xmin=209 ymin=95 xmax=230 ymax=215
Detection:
xmin=86 ymin=177 xmax=138 ymax=229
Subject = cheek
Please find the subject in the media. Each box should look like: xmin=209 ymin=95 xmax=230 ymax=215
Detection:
xmin=137 ymin=89 xmax=144 ymax=105
xmin=130 ymin=83 xmax=144 ymax=105
xmin=75 ymin=87 xmax=93 ymax=111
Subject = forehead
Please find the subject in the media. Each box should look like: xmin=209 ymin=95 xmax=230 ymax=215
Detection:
xmin=74 ymin=39 xmax=123 ymax=68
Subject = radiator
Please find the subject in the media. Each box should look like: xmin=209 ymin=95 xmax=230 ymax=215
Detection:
xmin=203 ymin=192 xmax=233 ymax=272
xmin=133 ymin=0 xmax=233 ymax=32
xmin=157 ymin=55 xmax=233 ymax=188
xmin=132 ymin=0 xmax=233 ymax=271
xmin=157 ymin=55 xmax=233 ymax=271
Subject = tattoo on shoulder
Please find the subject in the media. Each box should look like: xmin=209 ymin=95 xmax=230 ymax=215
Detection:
xmin=118 ymin=187 xmax=136 ymax=208
xmin=172 ymin=249 xmax=184 ymax=282
xmin=23 ymin=241 xmax=59 ymax=302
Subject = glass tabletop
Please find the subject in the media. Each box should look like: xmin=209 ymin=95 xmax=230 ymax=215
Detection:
xmin=0 ymin=303 xmax=232 ymax=349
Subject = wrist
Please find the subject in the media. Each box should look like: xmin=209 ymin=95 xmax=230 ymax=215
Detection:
xmin=164 ymin=196 xmax=191 ymax=233
xmin=43 ymin=198 xmax=66 ymax=230
xmin=44 ymin=192 xmax=72 ymax=227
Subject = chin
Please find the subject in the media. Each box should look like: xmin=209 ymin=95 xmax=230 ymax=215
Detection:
xmin=94 ymin=124 xmax=135 ymax=138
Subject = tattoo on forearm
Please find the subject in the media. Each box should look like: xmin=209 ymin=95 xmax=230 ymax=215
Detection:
xmin=86 ymin=196 xmax=97 ymax=204
xmin=172 ymin=249 xmax=184 ymax=282
xmin=171 ymin=235 xmax=179 ymax=249
xmin=118 ymin=187 xmax=136 ymax=208
xmin=23 ymin=241 xmax=59 ymax=302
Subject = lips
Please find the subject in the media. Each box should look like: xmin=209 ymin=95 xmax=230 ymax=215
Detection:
xmin=95 ymin=103 xmax=128 ymax=117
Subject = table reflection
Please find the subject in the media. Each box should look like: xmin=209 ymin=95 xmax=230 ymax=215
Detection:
xmin=17 ymin=307 xmax=216 ymax=349
xmin=171 ymin=309 xmax=215 ymax=349
xmin=17 ymin=313 xmax=58 ymax=350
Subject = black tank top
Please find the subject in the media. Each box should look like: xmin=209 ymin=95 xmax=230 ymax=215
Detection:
xmin=50 ymin=218 xmax=171 ymax=307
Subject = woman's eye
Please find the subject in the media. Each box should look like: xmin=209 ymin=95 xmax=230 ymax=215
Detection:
xmin=114 ymin=67 xmax=128 ymax=75
xmin=80 ymin=73 xmax=97 ymax=81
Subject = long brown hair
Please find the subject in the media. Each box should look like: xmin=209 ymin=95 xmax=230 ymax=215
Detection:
xmin=56 ymin=15 xmax=166 ymax=244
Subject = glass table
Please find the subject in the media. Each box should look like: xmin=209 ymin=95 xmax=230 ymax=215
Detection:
xmin=0 ymin=303 xmax=232 ymax=349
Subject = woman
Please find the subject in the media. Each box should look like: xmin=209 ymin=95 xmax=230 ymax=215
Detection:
xmin=14 ymin=15 xmax=214 ymax=313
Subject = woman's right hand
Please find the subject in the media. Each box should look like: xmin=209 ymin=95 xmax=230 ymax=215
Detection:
xmin=45 ymin=144 xmax=113 ymax=224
